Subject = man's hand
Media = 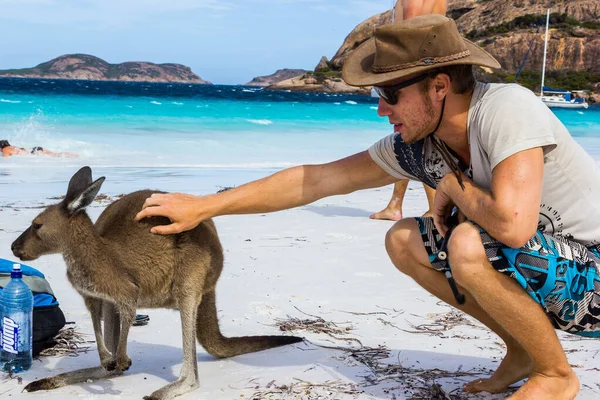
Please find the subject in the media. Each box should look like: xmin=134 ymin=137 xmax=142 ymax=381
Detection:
xmin=433 ymin=173 xmax=459 ymax=237
xmin=134 ymin=193 xmax=207 ymax=235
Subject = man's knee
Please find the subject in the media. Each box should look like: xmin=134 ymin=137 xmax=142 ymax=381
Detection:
xmin=447 ymin=222 xmax=489 ymax=282
xmin=385 ymin=218 xmax=421 ymax=275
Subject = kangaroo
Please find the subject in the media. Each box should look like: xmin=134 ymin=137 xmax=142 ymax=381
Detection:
xmin=11 ymin=166 xmax=302 ymax=400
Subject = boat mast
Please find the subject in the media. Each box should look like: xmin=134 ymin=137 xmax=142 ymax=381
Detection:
xmin=540 ymin=9 xmax=550 ymax=96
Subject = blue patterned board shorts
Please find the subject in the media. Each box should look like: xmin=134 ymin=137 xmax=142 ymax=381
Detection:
xmin=416 ymin=217 xmax=600 ymax=338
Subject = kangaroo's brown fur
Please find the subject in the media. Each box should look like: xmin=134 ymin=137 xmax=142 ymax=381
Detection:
xmin=11 ymin=166 xmax=302 ymax=400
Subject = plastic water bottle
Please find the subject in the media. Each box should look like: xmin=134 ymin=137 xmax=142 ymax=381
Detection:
xmin=0 ymin=263 xmax=33 ymax=373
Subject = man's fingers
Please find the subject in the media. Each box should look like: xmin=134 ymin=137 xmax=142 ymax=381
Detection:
xmin=150 ymin=224 xmax=181 ymax=235
xmin=134 ymin=207 xmax=156 ymax=222
xmin=135 ymin=194 xmax=172 ymax=221
xmin=134 ymin=193 xmax=196 ymax=235
xmin=142 ymin=193 xmax=167 ymax=208
xmin=433 ymin=215 xmax=447 ymax=238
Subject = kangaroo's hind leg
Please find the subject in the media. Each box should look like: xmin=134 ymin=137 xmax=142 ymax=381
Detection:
xmin=143 ymin=295 xmax=201 ymax=400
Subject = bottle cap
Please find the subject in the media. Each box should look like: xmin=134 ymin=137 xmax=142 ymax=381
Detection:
xmin=11 ymin=263 xmax=23 ymax=279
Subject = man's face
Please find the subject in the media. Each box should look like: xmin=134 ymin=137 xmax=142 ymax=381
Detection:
xmin=377 ymin=80 xmax=438 ymax=144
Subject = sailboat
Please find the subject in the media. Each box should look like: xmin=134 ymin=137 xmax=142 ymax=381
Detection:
xmin=538 ymin=9 xmax=589 ymax=109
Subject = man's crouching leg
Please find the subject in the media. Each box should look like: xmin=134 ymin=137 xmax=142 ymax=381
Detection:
xmin=385 ymin=219 xmax=577 ymax=398
xmin=446 ymin=222 xmax=578 ymax=399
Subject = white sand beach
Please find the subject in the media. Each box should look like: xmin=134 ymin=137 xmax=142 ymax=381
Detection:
xmin=1 ymin=181 xmax=599 ymax=400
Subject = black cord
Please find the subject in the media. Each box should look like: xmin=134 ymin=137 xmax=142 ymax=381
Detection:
xmin=436 ymin=208 xmax=466 ymax=305
xmin=426 ymin=92 xmax=466 ymax=304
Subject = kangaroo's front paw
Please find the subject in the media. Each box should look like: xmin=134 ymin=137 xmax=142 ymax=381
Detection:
xmin=116 ymin=355 xmax=132 ymax=371
xmin=104 ymin=359 xmax=117 ymax=371
xmin=101 ymin=356 xmax=117 ymax=371
xmin=104 ymin=355 xmax=131 ymax=372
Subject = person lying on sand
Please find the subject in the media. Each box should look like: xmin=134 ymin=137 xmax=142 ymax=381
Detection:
xmin=0 ymin=140 xmax=78 ymax=158
xmin=135 ymin=15 xmax=600 ymax=400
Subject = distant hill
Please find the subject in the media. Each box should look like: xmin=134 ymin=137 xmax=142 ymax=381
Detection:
xmin=244 ymin=69 xmax=308 ymax=86
xmin=0 ymin=54 xmax=211 ymax=84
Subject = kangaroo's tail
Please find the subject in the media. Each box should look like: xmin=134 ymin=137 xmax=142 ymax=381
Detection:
xmin=196 ymin=291 xmax=302 ymax=358
xmin=24 ymin=367 xmax=123 ymax=392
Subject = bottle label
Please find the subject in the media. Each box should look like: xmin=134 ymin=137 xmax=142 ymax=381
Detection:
xmin=1 ymin=317 xmax=19 ymax=354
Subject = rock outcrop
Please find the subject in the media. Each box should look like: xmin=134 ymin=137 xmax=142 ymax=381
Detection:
xmin=244 ymin=69 xmax=308 ymax=86
xmin=0 ymin=54 xmax=210 ymax=84
xmin=329 ymin=0 xmax=600 ymax=75
xmin=456 ymin=0 xmax=600 ymax=74
xmin=329 ymin=10 xmax=393 ymax=71
xmin=266 ymin=75 xmax=370 ymax=95
xmin=314 ymin=56 xmax=330 ymax=72
xmin=272 ymin=0 xmax=599 ymax=95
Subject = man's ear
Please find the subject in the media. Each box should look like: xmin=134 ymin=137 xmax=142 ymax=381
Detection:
xmin=434 ymin=73 xmax=451 ymax=99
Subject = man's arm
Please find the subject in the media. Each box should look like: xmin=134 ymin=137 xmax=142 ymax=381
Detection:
xmin=135 ymin=151 xmax=398 ymax=234
xmin=434 ymin=147 xmax=544 ymax=248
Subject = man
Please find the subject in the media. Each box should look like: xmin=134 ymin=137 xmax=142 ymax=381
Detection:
xmin=370 ymin=0 xmax=445 ymax=221
xmin=136 ymin=15 xmax=600 ymax=399
xmin=399 ymin=0 xmax=447 ymax=20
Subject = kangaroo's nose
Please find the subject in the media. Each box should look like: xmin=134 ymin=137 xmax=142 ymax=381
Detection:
xmin=11 ymin=241 xmax=21 ymax=257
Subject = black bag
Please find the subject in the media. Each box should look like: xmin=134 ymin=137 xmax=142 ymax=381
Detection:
xmin=0 ymin=259 xmax=66 ymax=357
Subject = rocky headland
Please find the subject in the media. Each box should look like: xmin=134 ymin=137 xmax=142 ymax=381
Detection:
xmin=264 ymin=0 xmax=600 ymax=101
xmin=0 ymin=54 xmax=211 ymax=84
xmin=244 ymin=69 xmax=309 ymax=86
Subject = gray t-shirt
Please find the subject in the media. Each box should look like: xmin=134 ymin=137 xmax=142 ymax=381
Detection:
xmin=369 ymin=82 xmax=600 ymax=246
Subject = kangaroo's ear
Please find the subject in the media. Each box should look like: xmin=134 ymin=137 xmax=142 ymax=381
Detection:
xmin=65 ymin=177 xmax=105 ymax=214
xmin=65 ymin=167 xmax=92 ymax=199
xmin=64 ymin=167 xmax=105 ymax=214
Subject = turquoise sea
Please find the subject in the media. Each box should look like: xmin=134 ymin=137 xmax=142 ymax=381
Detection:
xmin=1 ymin=78 xmax=599 ymax=204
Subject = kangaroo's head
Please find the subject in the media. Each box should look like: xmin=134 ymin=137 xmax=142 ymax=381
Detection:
xmin=11 ymin=166 xmax=105 ymax=261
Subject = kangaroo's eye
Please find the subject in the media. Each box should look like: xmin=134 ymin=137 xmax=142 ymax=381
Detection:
xmin=33 ymin=223 xmax=42 ymax=230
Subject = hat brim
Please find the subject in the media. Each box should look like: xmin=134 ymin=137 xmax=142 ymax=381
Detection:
xmin=342 ymin=37 xmax=501 ymax=87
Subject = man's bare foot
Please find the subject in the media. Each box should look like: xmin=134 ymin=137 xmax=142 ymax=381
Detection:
xmin=507 ymin=370 xmax=579 ymax=400
xmin=370 ymin=208 xmax=402 ymax=221
xmin=371 ymin=195 xmax=403 ymax=221
xmin=464 ymin=349 xmax=533 ymax=394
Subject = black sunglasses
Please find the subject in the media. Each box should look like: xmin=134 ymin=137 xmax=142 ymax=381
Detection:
xmin=373 ymin=74 xmax=428 ymax=105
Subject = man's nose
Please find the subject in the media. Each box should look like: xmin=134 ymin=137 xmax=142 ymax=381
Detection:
xmin=377 ymin=98 xmax=392 ymax=117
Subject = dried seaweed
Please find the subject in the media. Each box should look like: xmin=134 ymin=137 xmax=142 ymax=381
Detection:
xmin=248 ymin=378 xmax=363 ymax=399
xmin=246 ymin=343 xmax=492 ymax=400
xmin=39 ymin=326 xmax=92 ymax=357
xmin=402 ymin=310 xmax=483 ymax=337
xmin=273 ymin=307 xmax=362 ymax=347
xmin=262 ymin=308 xmax=498 ymax=399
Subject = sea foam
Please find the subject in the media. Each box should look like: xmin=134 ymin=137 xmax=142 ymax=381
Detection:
xmin=246 ymin=119 xmax=273 ymax=125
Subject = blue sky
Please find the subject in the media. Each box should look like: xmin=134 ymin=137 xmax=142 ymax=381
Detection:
xmin=0 ymin=0 xmax=394 ymax=85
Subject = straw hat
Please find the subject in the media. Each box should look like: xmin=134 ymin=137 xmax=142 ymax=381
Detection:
xmin=342 ymin=14 xmax=500 ymax=87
